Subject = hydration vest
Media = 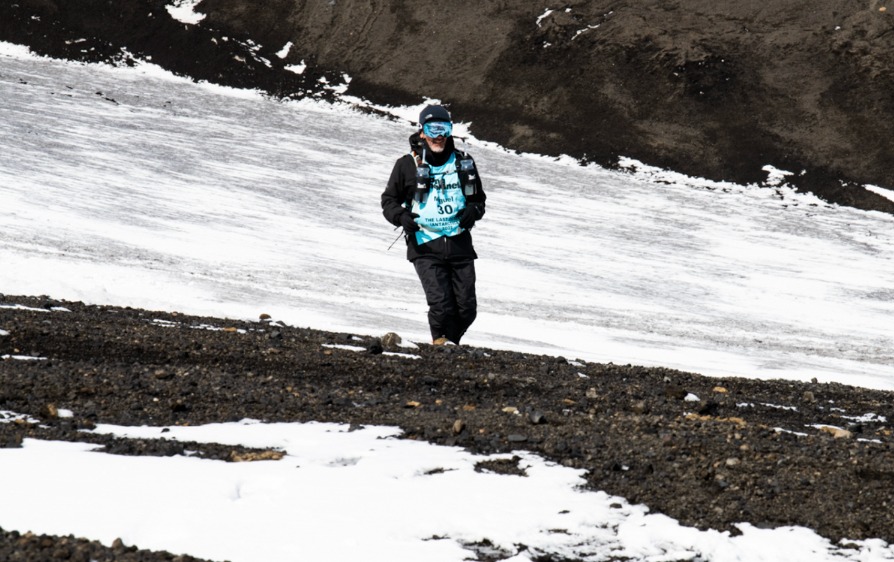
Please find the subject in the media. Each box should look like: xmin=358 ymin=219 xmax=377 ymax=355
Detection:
xmin=407 ymin=150 xmax=478 ymax=245
xmin=411 ymin=148 xmax=479 ymax=204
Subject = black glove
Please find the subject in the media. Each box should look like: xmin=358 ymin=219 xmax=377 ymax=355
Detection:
xmin=458 ymin=204 xmax=483 ymax=230
xmin=400 ymin=211 xmax=420 ymax=232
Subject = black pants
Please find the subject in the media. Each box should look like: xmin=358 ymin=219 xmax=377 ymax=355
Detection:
xmin=413 ymin=256 xmax=477 ymax=344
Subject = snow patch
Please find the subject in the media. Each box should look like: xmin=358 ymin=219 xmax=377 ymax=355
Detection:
xmin=763 ymin=165 xmax=794 ymax=186
xmin=1 ymin=354 xmax=47 ymax=361
xmin=774 ymin=427 xmax=808 ymax=437
xmin=0 ymin=41 xmax=35 ymax=58
xmin=572 ymin=25 xmax=600 ymax=40
xmin=317 ymin=73 xmax=352 ymax=94
xmin=764 ymin=403 xmax=799 ymax=412
xmin=740 ymin=402 xmax=799 ymax=412
xmin=166 ymin=0 xmax=206 ymax=25
xmin=840 ymin=412 xmax=887 ymax=423
xmin=285 ymin=61 xmax=306 ymax=74
xmin=0 ymin=303 xmax=69 ymax=313
xmin=322 ymin=343 xmax=367 ymax=352
xmin=0 ymin=420 xmax=858 ymax=561
xmin=0 ymin=411 xmax=40 ymax=424
xmin=865 ymin=184 xmax=894 ymax=204
xmin=151 ymin=318 xmax=249 ymax=334
xmin=276 ymin=42 xmax=293 ymax=59
xmin=321 ymin=343 xmax=420 ymax=360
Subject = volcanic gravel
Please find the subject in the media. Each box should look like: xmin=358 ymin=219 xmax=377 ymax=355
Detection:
xmin=2 ymin=294 xmax=894 ymax=561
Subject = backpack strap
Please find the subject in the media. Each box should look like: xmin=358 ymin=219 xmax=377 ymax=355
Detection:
xmin=409 ymin=149 xmax=430 ymax=204
xmin=454 ymin=149 xmax=478 ymax=196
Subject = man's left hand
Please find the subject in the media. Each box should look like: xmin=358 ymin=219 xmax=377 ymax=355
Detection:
xmin=459 ymin=204 xmax=484 ymax=230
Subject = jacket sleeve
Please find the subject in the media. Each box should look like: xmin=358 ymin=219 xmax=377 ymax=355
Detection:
xmin=382 ymin=155 xmax=413 ymax=227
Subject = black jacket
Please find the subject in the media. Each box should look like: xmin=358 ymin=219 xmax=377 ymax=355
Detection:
xmin=382 ymin=133 xmax=487 ymax=261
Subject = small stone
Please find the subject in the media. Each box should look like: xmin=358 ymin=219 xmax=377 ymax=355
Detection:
xmin=171 ymin=401 xmax=189 ymax=413
xmin=529 ymin=411 xmax=546 ymax=425
xmin=507 ymin=434 xmax=528 ymax=442
xmin=259 ymin=313 xmax=272 ymax=320
xmin=452 ymin=419 xmax=465 ymax=434
xmin=817 ymin=425 xmax=852 ymax=439
xmin=366 ymin=341 xmax=383 ymax=355
xmin=726 ymin=457 xmax=741 ymax=467
xmin=381 ymin=332 xmax=402 ymax=347
xmin=803 ymin=390 xmax=816 ymax=403
xmin=698 ymin=401 xmax=719 ymax=416
xmin=43 ymin=403 xmax=59 ymax=418
xmin=664 ymin=384 xmax=688 ymax=400
xmin=153 ymin=369 xmax=174 ymax=380
xmin=230 ymin=449 xmax=285 ymax=462
xmin=585 ymin=387 xmax=598 ymax=399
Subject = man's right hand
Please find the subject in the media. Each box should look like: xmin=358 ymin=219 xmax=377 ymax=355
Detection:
xmin=400 ymin=212 xmax=420 ymax=232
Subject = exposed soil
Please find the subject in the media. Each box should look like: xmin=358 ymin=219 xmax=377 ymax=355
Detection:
xmin=2 ymin=0 xmax=894 ymax=214
xmin=2 ymin=295 xmax=894 ymax=561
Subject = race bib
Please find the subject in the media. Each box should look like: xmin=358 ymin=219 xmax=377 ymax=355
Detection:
xmin=412 ymin=153 xmax=466 ymax=245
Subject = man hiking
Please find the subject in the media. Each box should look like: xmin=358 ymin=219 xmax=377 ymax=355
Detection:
xmin=382 ymin=104 xmax=487 ymax=345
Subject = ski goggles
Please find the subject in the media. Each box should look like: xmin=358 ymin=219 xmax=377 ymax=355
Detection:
xmin=422 ymin=120 xmax=453 ymax=138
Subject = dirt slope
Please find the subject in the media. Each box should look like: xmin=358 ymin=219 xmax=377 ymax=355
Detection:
xmin=200 ymin=0 xmax=894 ymax=211
xmin=2 ymin=0 xmax=894 ymax=212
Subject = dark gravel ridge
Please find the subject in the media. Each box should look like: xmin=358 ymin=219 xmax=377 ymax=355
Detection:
xmin=2 ymin=294 xmax=894 ymax=561
xmin=0 ymin=530 xmax=213 ymax=562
